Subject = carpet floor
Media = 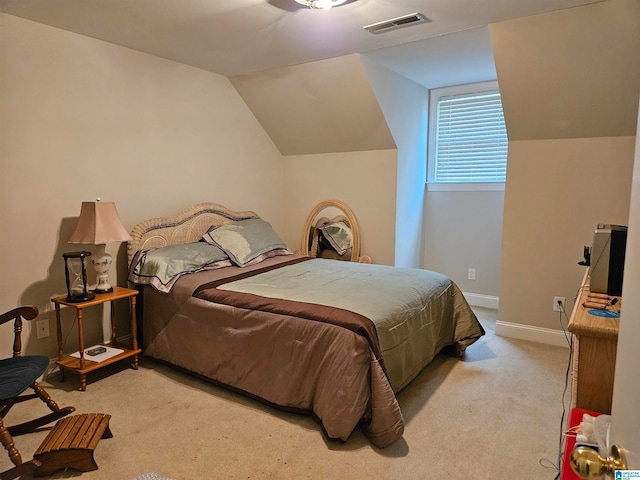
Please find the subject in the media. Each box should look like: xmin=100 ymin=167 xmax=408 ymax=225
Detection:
xmin=3 ymin=307 xmax=571 ymax=479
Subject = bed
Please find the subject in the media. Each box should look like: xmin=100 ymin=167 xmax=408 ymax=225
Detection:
xmin=127 ymin=203 xmax=485 ymax=448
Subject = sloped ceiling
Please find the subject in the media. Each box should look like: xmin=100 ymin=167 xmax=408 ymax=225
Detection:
xmin=231 ymin=27 xmax=500 ymax=156
xmin=364 ymin=26 xmax=497 ymax=90
xmin=3 ymin=0 xmax=631 ymax=153
xmin=0 ymin=0 xmax=603 ymax=77
xmin=490 ymin=0 xmax=640 ymax=141
xmin=230 ymin=54 xmax=395 ymax=155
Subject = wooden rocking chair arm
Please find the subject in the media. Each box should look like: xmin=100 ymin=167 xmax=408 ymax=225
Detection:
xmin=0 ymin=307 xmax=38 ymax=327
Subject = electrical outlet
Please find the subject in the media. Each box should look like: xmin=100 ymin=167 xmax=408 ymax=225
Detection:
xmin=553 ymin=296 xmax=566 ymax=312
xmin=36 ymin=319 xmax=50 ymax=339
xmin=467 ymin=268 xmax=476 ymax=281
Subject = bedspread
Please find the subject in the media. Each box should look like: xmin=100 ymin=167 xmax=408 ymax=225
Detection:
xmin=141 ymin=256 xmax=484 ymax=447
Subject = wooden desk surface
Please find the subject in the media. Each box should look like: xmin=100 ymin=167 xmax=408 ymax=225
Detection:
xmin=567 ymin=270 xmax=620 ymax=340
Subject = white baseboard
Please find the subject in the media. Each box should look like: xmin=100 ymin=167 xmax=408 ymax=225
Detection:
xmin=462 ymin=293 xmax=570 ymax=348
xmin=463 ymin=292 xmax=499 ymax=309
xmin=495 ymin=320 xmax=571 ymax=348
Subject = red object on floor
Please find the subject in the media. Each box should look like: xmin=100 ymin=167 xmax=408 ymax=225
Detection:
xmin=561 ymin=408 xmax=603 ymax=480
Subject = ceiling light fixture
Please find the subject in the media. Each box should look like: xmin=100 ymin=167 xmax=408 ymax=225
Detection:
xmin=294 ymin=0 xmax=348 ymax=10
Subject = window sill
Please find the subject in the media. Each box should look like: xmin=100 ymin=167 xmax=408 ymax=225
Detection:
xmin=426 ymin=182 xmax=505 ymax=192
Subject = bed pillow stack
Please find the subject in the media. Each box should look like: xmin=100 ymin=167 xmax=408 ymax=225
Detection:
xmin=202 ymin=217 xmax=291 ymax=267
xmin=128 ymin=242 xmax=232 ymax=293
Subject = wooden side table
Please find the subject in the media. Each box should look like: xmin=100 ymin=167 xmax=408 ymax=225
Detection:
xmin=51 ymin=286 xmax=140 ymax=391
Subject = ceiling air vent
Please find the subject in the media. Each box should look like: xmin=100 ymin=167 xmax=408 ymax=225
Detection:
xmin=363 ymin=12 xmax=430 ymax=34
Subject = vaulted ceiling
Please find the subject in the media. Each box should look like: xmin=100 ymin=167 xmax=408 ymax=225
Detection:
xmin=4 ymin=0 xmax=636 ymax=155
xmin=490 ymin=0 xmax=640 ymax=140
xmin=0 ymin=0 xmax=602 ymax=80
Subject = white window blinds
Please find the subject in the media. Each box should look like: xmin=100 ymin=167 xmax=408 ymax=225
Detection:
xmin=429 ymin=83 xmax=508 ymax=185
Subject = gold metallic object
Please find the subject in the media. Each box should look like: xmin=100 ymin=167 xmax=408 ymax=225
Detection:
xmin=570 ymin=444 xmax=627 ymax=479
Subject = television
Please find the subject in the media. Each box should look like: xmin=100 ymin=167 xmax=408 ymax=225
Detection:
xmin=590 ymin=224 xmax=628 ymax=296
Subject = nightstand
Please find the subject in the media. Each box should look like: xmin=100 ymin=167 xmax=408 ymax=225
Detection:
xmin=567 ymin=270 xmax=619 ymax=414
xmin=51 ymin=286 xmax=140 ymax=391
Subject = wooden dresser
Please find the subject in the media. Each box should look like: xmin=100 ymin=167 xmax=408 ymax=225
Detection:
xmin=567 ymin=270 xmax=620 ymax=414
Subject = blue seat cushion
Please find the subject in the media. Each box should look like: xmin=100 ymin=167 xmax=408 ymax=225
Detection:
xmin=0 ymin=355 xmax=49 ymax=402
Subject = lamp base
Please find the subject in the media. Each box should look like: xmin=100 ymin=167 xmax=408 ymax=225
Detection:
xmin=93 ymin=286 xmax=113 ymax=294
xmin=93 ymin=248 xmax=114 ymax=294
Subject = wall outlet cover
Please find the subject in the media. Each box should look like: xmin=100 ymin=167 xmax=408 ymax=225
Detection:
xmin=36 ymin=319 xmax=50 ymax=339
xmin=553 ymin=296 xmax=566 ymax=312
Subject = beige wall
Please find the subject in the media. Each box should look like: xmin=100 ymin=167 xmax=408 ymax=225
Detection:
xmin=499 ymin=137 xmax=635 ymax=330
xmin=282 ymin=150 xmax=397 ymax=267
xmin=360 ymin=57 xmax=428 ymax=269
xmin=1 ymin=14 xmax=284 ymax=357
xmin=424 ymin=190 xmax=504 ymax=297
xmin=491 ymin=0 xmax=640 ymax=335
xmin=362 ymin=30 xmax=503 ymax=286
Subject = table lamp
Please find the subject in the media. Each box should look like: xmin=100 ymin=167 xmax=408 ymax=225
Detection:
xmin=68 ymin=199 xmax=131 ymax=293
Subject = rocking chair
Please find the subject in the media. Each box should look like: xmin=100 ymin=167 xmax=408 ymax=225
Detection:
xmin=0 ymin=306 xmax=75 ymax=479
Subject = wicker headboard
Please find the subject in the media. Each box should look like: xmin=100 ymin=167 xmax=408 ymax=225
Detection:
xmin=127 ymin=202 xmax=258 ymax=265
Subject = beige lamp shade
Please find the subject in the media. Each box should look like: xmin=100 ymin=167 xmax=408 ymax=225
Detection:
xmin=69 ymin=201 xmax=131 ymax=244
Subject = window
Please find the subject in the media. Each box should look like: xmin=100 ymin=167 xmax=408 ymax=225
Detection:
xmin=427 ymin=81 xmax=508 ymax=191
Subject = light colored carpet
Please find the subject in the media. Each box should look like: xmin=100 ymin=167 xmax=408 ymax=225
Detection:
xmin=132 ymin=474 xmax=176 ymax=480
xmin=4 ymin=307 xmax=570 ymax=479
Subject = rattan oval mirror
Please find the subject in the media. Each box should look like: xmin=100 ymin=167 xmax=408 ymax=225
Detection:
xmin=300 ymin=200 xmax=371 ymax=263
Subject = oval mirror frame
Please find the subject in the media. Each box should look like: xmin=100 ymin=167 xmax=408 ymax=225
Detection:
xmin=300 ymin=199 xmax=370 ymax=263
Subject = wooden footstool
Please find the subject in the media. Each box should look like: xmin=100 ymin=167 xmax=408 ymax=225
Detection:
xmin=33 ymin=413 xmax=112 ymax=477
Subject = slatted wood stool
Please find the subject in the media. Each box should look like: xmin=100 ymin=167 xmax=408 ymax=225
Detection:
xmin=33 ymin=413 xmax=112 ymax=477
